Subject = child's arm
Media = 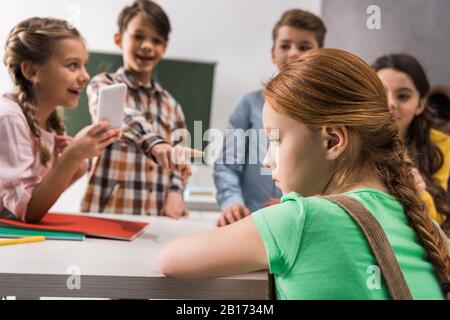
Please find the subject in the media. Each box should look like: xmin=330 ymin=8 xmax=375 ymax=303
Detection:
xmin=25 ymin=122 xmax=120 ymax=223
xmin=158 ymin=215 xmax=268 ymax=278
xmin=168 ymin=103 xmax=188 ymax=191
xmin=54 ymin=134 xmax=88 ymax=185
xmin=87 ymin=75 xmax=195 ymax=170
xmin=163 ymin=102 xmax=189 ymax=219
xmin=163 ymin=191 xmax=188 ymax=219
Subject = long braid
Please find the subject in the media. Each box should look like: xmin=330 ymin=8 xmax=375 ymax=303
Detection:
xmin=11 ymin=69 xmax=52 ymax=165
xmin=47 ymin=110 xmax=65 ymax=135
xmin=373 ymin=54 xmax=450 ymax=231
xmin=376 ymin=137 xmax=450 ymax=298
xmin=407 ymin=111 xmax=450 ymax=233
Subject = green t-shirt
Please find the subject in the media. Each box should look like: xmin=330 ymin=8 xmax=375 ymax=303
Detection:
xmin=252 ymin=188 xmax=444 ymax=300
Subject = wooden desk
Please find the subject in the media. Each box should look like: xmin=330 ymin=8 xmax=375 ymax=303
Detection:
xmin=0 ymin=214 xmax=267 ymax=299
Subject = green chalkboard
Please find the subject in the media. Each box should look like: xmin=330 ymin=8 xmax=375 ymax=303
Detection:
xmin=63 ymin=52 xmax=215 ymax=145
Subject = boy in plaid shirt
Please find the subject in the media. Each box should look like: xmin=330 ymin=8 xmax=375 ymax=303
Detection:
xmin=82 ymin=0 xmax=193 ymax=217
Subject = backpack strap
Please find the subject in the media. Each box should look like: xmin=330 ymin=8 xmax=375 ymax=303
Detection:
xmin=322 ymin=194 xmax=413 ymax=300
xmin=267 ymin=273 xmax=276 ymax=300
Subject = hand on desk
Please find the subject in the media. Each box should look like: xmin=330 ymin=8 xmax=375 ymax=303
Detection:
xmin=163 ymin=191 xmax=189 ymax=219
xmin=217 ymin=204 xmax=250 ymax=227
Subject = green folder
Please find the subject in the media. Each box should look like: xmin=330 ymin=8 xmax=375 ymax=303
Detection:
xmin=0 ymin=227 xmax=85 ymax=241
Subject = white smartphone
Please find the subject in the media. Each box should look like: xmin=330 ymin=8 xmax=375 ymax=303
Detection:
xmin=97 ymin=83 xmax=127 ymax=128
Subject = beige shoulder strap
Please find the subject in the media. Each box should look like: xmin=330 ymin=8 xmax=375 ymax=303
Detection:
xmin=322 ymin=194 xmax=413 ymax=300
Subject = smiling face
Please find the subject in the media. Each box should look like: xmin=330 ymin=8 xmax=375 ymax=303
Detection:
xmin=34 ymin=38 xmax=90 ymax=110
xmin=271 ymin=26 xmax=319 ymax=71
xmin=262 ymin=101 xmax=331 ymax=196
xmin=377 ymin=68 xmax=426 ymax=140
xmin=115 ymin=12 xmax=167 ymax=83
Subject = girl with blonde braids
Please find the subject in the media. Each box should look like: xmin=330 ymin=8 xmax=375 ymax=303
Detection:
xmin=0 ymin=17 xmax=121 ymax=223
xmin=158 ymin=49 xmax=448 ymax=299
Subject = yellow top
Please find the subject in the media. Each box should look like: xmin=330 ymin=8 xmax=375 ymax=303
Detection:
xmin=422 ymin=129 xmax=450 ymax=224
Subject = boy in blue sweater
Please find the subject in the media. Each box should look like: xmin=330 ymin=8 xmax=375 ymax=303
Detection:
xmin=214 ymin=9 xmax=327 ymax=226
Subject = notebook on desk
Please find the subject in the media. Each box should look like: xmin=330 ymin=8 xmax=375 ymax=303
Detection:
xmin=0 ymin=227 xmax=85 ymax=241
xmin=0 ymin=213 xmax=149 ymax=241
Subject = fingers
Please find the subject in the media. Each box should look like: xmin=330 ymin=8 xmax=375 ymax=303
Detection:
xmin=94 ymin=130 xmax=121 ymax=152
xmin=87 ymin=121 xmax=113 ymax=136
xmin=163 ymin=207 xmax=185 ymax=220
xmin=97 ymin=128 xmax=121 ymax=144
xmin=183 ymin=147 xmax=204 ymax=159
xmin=155 ymin=149 xmax=171 ymax=170
xmin=171 ymin=146 xmax=204 ymax=164
xmin=55 ymin=135 xmax=73 ymax=143
xmin=153 ymin=144 xmax=203 ymax=172
xmin=217 ymin=205 xmax=249 ymax=227
xmin=151 ymin=144 xmax=172 ymax=170
xmin=55 ymin=135 xmax=73 ymax=147
xmin=411 ymin=168 xmax=426 ymax=193
xmin=180 ymin=165 xmax=192 ymax=178
xmin=97 ymin=134 xmax=120 ymax=150
xmin=232 ymin=206 xmax=245 ymax=221
xmin=217 ymin=213 xmax=228 ymax=227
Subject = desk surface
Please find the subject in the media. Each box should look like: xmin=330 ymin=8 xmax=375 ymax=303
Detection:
xmin=0 ymin=214 xmax=267 ymax=299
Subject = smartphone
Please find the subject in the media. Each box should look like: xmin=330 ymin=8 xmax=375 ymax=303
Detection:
xmin=97 ymin=83 xmax=127 ymax=128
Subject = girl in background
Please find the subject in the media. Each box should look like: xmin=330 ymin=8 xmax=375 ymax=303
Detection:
xmin=374 ymin=54 xmax=450 ymax=234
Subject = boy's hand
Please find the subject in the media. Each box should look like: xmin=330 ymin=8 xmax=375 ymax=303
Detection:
xmin=217 ymin=204 xmax=250 ymax=227
xmin=151 ymin=143 xmax=203 ymax=174
xmin=163 ymin=191 xmax=189 ymax=219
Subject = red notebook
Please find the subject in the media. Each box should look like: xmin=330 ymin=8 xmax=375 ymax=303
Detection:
xmin=0 ymin=213 xmax=149 ymax=241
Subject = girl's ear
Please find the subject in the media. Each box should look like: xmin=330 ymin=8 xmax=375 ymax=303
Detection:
xmin=114 ymin=32 xmax=123 ymax=49
xmin=415 ymin=97 xmax=427 ymax=116
xmin=20 ymin=61 xmax=39 ymax=83
xmin=321 ymin=125 xmax=348 ymax=160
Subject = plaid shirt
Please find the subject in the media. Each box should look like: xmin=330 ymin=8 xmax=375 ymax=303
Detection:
xmin=81 ymin=67 xmax=187 ymax=215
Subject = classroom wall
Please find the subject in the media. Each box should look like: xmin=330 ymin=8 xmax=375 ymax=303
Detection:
xmin=322 ymin=0 xmax=450 ymax=87
xmin=0 ymin=0 xmax=322 ymax=134
xmin=0 ymin=0 xmax=322 ymax=210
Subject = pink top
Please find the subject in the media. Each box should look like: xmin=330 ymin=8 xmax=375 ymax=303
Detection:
xmin=0 ymin=95 xmax=57 ymax=221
